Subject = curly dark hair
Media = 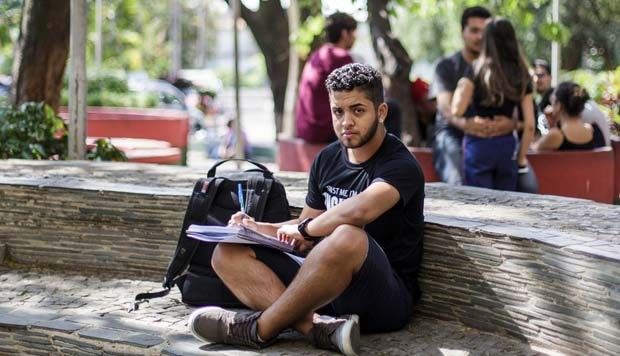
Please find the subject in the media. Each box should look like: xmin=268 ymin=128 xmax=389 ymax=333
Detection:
xmin=325 ymin=63 xmax=384 ymax=107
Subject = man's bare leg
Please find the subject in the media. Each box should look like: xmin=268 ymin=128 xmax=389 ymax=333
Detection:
xmin=257 ymin=225 xmax=368 ymax=339
xmin=212 ymin=242 xmax=317 ymax=335
xmin=212 ymin=243 xmax=286 ymax=311
xmin=212 ymin=225 xmax=368 ymax=338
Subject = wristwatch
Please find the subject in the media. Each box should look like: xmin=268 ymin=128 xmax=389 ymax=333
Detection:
xmin=297 ymin=218 xmax=322 ymax=241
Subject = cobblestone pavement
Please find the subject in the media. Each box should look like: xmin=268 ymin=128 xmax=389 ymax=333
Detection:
xmin=0 ymin=266 xmax=560 ymax=355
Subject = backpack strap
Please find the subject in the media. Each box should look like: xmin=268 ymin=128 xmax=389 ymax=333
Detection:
xmin=165 ymin=177 xmax=224 ymax=285
xmin=247 ymin=175 xmax=273 ymax=222
xmin=129 ymin=178 xmax=224 ymax=312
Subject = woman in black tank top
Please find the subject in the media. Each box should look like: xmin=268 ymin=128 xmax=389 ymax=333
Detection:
xmin=533 ymin=82 xmax=606 ymax=151
xmin=451 ymin=17 xmax=535 ymax=191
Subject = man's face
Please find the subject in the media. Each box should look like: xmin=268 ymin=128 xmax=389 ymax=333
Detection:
xmin=329 ymin=88 xmax=386 ymax=149
xmin=534 ymin=66 xmax=552 ymax=94
xmin=342 ymin=29 xmax=356 ymax=50
xmin=462 ymin=17 xmax=487 ymax=56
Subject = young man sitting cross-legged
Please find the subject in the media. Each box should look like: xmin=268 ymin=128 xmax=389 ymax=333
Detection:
xmin=188 ymin=63 xmax=425 ymax=356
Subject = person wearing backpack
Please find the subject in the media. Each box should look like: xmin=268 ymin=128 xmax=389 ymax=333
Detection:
xmin=188 ymin=63 xmax=425 ymax=356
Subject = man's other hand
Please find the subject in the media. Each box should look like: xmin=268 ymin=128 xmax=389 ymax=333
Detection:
xmin=277 ymin=224 xmax=314 ymax=252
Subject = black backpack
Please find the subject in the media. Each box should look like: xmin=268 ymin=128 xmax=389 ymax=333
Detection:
xmin=131 ymin=159 xmax=291 ymax=311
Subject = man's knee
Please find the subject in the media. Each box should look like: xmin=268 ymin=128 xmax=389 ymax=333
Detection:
xmin=212 ymin=243 xmax=254 ymax=273
xmin=316 ymin=225 xmax=367 ymax=262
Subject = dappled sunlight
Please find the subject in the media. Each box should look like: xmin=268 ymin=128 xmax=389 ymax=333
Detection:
xmin=426 ymin=199 xmax=537 ymax=225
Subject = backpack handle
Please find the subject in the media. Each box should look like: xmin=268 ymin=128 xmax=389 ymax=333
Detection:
xmin=207 ymin=158 xmax=273 ymax=178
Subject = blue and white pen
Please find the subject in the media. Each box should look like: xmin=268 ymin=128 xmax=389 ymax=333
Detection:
xmin=237 ymin=183 xmax=245 ymax=215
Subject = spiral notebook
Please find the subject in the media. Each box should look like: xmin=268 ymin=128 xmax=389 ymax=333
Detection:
xmin=186 ymin=224 xmax=298 ymax=254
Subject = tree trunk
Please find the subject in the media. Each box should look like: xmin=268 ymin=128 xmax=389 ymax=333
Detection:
xmin=282 ymin=0 xmax=323 ymax=137
xmin=560 ymin=33 xmax=583 ymax=71
xmin=367 ymin=0 xmax=420 ymax=146
xmin=226 ymin=0 xmax=289 ymax=135
xmin=11 ymin=0 xmax=70 ymax=112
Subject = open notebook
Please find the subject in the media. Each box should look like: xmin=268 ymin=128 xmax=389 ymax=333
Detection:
xmin=186 ymin=224 xmax=300 ymax=255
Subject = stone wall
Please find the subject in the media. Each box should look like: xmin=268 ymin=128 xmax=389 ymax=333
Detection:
xmin=1 ymin=161 xmax=619 ymax=355
xmin=419 ymin=215 xmax=619 ymax=356
xmin=0 ymin=180 xmax=187 ymax=278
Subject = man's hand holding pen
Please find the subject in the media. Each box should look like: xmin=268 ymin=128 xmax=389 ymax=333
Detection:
xmin=228 ymin=211 xmax=258 ymax=230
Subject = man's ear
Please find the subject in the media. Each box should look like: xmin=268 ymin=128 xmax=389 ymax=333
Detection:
xmin=378 ymin=102 xmax=388 ymax=123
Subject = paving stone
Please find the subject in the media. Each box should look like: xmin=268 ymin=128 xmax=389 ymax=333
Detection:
xmin=117 ymin=332 xmax=165 ymax=348
xmin=0 ymin=313 xmax=33 ymax=329
xmin=77 ymin=327 xmax=126 ymax=342
xmin=32 ymin=318 xmax=84 ymax=333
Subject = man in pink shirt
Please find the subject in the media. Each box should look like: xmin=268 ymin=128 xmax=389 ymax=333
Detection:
xmin=296 ymin=12 xmax=357 ymax=143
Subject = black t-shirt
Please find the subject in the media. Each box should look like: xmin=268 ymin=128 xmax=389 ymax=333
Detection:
xmin=431 ymin=51 xmax=471 ymax=138
xmin=538 ymin=88 xmax=554 ymax=113
xmin=306 ymin=134 xmax=425 ymax=299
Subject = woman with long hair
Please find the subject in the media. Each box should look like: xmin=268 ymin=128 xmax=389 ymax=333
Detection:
xmin=451 ymin=17 xmax=535 ymax=191
xmin=533 ymin=81 xmax=606 ymax=151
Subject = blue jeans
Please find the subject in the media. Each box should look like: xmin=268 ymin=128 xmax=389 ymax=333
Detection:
xmin=432 ymin=129 xmax=464 ymax=185
xmin=517 ymin=163 xmax=539 ymax=194
xmin=463 ymin=134 xmax=518 ymax=191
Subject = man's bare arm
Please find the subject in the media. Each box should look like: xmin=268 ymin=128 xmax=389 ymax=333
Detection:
xmin=229 ymin=205 xmax=324 ymax=237
xmin=301 ymin=181 xmax=400 ymax=238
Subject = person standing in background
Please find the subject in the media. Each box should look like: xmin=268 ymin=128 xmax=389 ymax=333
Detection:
xmin=451 ymin=17 xmax=535 ymax=191
xmin=295 ymin=12 xmax=357 ymax=143
xmin=430 ymin=6 xmax=515 ymax=185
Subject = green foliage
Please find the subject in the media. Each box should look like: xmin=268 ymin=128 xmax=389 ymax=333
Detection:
xmin=392 ymin=0 xmax=619 ymax=70
xmin=0 ymin=0 xmax=21 ymax=75
xmin=60 ymin=71 xmax=158 ymax=108
xmin=0 ymin=102 xmax=67 ymax=159
xmin=295 ymin=15 xmax=325 ymax=59
xmin=0 ymin=102 xmax=127 ymax=161
xmin=86 ymin=138 xmax=127 ymax=162
xmin=539 ymin=22 xmax=571 ymax=44
xmin=215 ymin=54 xmax=267 ymax=88
xmin=84 ymin=0 xmax=218 ymax=77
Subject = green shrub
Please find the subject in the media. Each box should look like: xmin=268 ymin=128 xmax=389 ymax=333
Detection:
xmin=87 ymin=138 xmax=127 ymax=162
xmin=0 ymin=102 xmax=127 ymax=162
xmin=60 ymin=71 xmax=159 ymax=108
xmin=0 ymin=102 xmax=67 ymax=159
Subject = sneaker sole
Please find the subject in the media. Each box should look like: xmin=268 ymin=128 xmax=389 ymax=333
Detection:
xmin=188 ymin=306 xmax=225 ymax=344
xmin=337 ymin=314 xmax=360 ymax=356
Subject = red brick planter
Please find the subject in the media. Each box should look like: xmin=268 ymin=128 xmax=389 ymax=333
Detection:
xmin=527 ymin=147 xmax=615 ymax=204
xmin=59 ymin=107 xmax=189 ymax=164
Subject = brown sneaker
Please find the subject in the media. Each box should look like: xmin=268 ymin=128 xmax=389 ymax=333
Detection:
xmin=188 ymin=306 xmax=273 ymax=349
xmin=309 ymin=314 xmax=360 ymax=356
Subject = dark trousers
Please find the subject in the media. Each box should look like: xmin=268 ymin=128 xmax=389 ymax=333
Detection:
xmin=463 ymin=134 xmax=518 ymax=191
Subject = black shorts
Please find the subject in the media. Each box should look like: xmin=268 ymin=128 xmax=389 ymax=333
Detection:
xmin=249 ymin=234 xmax=414 ymax=333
